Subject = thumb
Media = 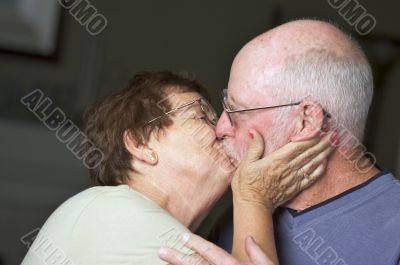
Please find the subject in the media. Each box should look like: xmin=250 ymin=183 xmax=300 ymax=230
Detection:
xmin=245 ymin=237 xmax=274 ymax=265
xmin=242 ymin=129 xmax=265 ymax=164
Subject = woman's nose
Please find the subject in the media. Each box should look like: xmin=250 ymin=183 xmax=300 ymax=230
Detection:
xmin=215 ymin=112 xmax=235 ymax=138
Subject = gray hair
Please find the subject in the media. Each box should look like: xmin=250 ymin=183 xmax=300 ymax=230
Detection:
xmin=272 ymin=38 xmax=373 ymax=142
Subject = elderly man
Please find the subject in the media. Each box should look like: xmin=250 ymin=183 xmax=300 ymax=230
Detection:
xmin=160 ymin=19 xmax=400 ymax=265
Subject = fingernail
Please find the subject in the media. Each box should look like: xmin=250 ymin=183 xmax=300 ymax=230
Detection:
xmin=181 ymin=233 xmax=190 ymax=244
xmin=248 ymin=131 xmax=254 ymax=139
xmin=332 ymin=138 xmax=340 ymax=147
xmin=158 ymin=247 xmax=168 ymax=258
xmin=330 ymin=132 xmax=338 ymax=144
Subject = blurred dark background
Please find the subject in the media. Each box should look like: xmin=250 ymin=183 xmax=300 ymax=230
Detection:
xmin=0 ymin=0 xmax=399 ymax=264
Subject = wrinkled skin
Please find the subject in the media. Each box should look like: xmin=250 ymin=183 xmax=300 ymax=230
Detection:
xmin=232 ymin=129 xmax=334 ymax=210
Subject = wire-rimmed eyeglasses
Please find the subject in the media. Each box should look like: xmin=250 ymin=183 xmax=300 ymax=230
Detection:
xmin=221 ymin=89 xmax=302 ymax=126
xmin=147 ymin=98 xmax=218 ymax=126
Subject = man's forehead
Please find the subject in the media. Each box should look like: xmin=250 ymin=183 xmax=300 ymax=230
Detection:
xmin=227 ymin=74 xmax=276 ymax=107
xmin=227 ymin=61 xmax=282 ymax=107
xmin=228 ymin=85 xmax=265 ymax=107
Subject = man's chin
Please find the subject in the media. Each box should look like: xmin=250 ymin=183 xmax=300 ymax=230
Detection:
xmin=221 ymin=141 xmax=241 ymax=167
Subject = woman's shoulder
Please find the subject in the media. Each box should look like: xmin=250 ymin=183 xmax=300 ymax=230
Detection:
xmin=43 ymin=184 xmax=189 ymax=240
xmin=31 ymin=185 xmax=190 ymax=265
xmin=64 ymin=185 xmax=186 ymax=228
xmin=77 ymin=184 xmax=167 ymax=212
xmin=68 ymin=185 xmax=191 ymax=260
xmin=42 ymin=185 xmax=182 ymax=232
xmin=50 ymin=186 xmax=157 ymax=218
xmin=58 ymin=185 xmax=160 ymax=210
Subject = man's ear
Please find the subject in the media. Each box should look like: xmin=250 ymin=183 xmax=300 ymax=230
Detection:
xmin=123 ymin=131 xmax=158 ymax=165
xmin=290 ymin=100 xmax=324 ymax=142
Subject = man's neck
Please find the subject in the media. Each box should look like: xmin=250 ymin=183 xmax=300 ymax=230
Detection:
xmin=285 ymin=152 xmax=380 ymax=212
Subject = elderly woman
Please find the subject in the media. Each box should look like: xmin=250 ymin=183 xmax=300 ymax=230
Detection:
xmin=21 ymin=71 xmax=332 ymax=265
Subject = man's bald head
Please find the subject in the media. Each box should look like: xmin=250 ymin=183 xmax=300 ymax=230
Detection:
xmin=227 ymin=19 xmax=373 ymax=142
xmin=242 ymin=19 xmax=361 ymax=57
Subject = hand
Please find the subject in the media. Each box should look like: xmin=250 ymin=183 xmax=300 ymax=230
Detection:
xmin=232 ymin=130 xmax=335 ymax=210
xmin=158 ymin=233 xmax=274 ymax=265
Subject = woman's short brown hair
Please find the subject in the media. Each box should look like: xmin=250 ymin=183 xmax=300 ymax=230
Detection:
xmin=83 ymin=71 xmax=211 ymax=186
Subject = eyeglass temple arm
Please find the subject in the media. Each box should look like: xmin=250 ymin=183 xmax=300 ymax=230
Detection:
xmin=224 ymin=102 xmax=301 ymax=114
xmin=147 ymin=98 xmax=202 ymax=124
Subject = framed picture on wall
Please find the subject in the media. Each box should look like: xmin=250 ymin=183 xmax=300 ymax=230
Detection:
xmin=0 ymin=0 xmax=63 ymax=59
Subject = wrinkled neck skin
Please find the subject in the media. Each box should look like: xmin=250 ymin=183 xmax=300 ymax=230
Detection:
xmin=284 ymin=149 xmax=380 ymax=212
xmin=126 ymin=172 xmax=212 ymax=232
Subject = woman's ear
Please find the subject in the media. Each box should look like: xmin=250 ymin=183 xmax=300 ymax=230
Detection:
xmin=290 ymin=100 xmax=324 ymax=142
xmin=123 ymin=131 xmax=158 ymax=165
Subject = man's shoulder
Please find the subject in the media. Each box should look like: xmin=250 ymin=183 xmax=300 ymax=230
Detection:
xmin=369 ymin=172 xmax=400 ymax=209
xmin=389 ymin=173 xmax=400 ymax=191
xmin=368 ymin=172 xmax=400 ymax=224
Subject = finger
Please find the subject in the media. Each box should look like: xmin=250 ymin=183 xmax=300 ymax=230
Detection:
xmin=277 ymin=161 xmax=326 ymax=204
xmin=286 ymin=132 xmax=334 ymax=171
xmin=279 ymin=140 xmax=332 ymax=188
xmin=245 ymin=237 xmax=275 ymax=265
xmin=181 ymin=233 xmax=237 ymax=265
xmin=278 ymin=176 xmax=303 ymax=204
xmin=158 ymin=246 xmax=189 ymax=265
xmin=241 ymin=129 xmax=265 ymax=164
xmin=299 ymin=163 xmax=326 ymax=190
xmin=158 ymin=247 xmax=207 ymax=265
xmin=299 ymin=145 xmax=333 ymax=178
xmin=282 ymin=146 xmax=331 ymax=196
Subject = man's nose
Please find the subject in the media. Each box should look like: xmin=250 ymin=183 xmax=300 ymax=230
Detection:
xmin=215 ymin=111 xmax=235 ymax=138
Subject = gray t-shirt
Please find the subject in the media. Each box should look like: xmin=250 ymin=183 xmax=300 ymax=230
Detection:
xmin=274 ymin=170 xmax=400 ymax=265
xmin=213 ymin=171 xmax=400 ymax=265
xmin=21 ymin=185 xmax=191 ymax=265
